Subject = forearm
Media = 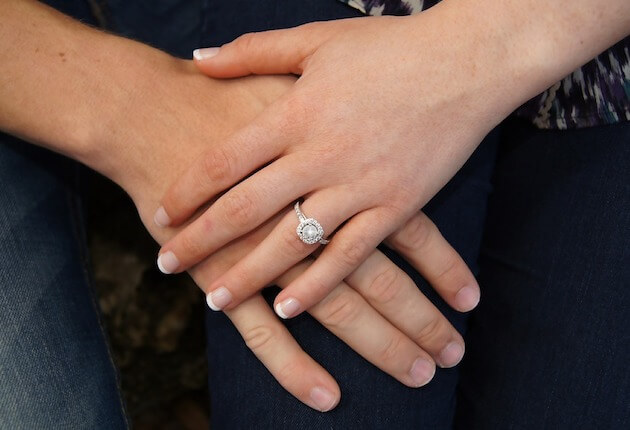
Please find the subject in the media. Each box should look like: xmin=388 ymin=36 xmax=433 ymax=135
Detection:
xmin=421 ymin=0 xmax=630 ymax=123
xmin=0 ymin=0 xmax=165 ymax=163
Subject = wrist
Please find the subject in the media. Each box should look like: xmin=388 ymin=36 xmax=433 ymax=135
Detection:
xmin=421 ymin=0 xmax=630 ymax=125
xmin=74 ymin=34 xmax=181 ymax=176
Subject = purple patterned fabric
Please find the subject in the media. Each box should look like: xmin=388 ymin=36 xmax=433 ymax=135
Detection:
xmin=338 ymin=0 xmax=630 ymax=129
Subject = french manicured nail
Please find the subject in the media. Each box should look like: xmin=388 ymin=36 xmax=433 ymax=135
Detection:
xmin=409 ymin=358 xmax=435 ymax=387
xmin=309 ymin=387 xmax=337 ymax=412
xmin=274 ymin=298 xmax=301 ymax=319
xmin=153 ymin=206 xmax=171 ymax=227
xmin=438 ymin=342 xmax=465 ymax=368
xmin=193 ymin=47 xmax=220 ymax=61
xmin=455 ymin=285 xmax=480 ymax=311
xmin=206 ymin=287 xmax=232 ymax=311
xmin=157 ymin=251 xmax=179 ymax=274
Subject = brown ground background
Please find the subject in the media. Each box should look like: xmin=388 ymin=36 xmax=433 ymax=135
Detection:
xmin=88 ymin=174 xmax=209 ymax=429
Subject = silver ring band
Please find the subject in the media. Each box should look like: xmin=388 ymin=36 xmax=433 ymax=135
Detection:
xmin=294 ymin=201 xmax=330 ymax=245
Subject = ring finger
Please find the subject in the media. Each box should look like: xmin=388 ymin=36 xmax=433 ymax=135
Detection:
xmin=204 ymin=188 xmax=366 ymax=311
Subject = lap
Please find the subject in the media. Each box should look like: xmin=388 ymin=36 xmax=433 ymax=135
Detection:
xmin=457 ymin=119 xmax=630 ymax=429
xmin=0 ymin=136 xmax=127 ymax=429
xmin=204 ymin=135 xmax=499 ymax=429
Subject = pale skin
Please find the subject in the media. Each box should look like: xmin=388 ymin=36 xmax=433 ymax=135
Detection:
xmin=156 ymin=0 xmax=630 ymax=324
xmin=1 ymin=0 xmax=483 ymax=412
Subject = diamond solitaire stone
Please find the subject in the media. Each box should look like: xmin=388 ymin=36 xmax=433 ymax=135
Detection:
xmin=296 ymin=218 xmax=325 ymax=245
xmin=294 ymin=201 xmax=329 ymax=245
xmin=303 ymin=225 xmax=319 ymax=240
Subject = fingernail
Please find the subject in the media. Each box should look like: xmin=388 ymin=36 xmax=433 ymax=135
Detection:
xmin=206 ymin=287 xmax=232 ymax=311
xmin=438 ymin=342 xmax=465 ymax=368
xmin=455 ymin=285 xmax=480 ymax=311
xmin=153 ymin=206 xmax=171 ymax=227
xmin=274 ymin=298 xmax=302 ymax=319
xmin=157 ymin=251 xmax=179 ymax=274
xmin=309 ymin=387 xmax=337 ymax=412
xmin=193 ymin=47 xmax=220 ymax=61
xmin=409 ymin=358 xmax=435 ymax=387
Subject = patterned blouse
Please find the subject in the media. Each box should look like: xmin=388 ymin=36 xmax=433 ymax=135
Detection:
xmin=339 ymin=0 xmax=630 ymax=129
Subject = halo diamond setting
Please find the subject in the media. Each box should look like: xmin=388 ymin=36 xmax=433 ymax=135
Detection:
xmin=294 ymin=201 xmax=330 ymax=245
xmin=297 ymin=218 xmax=326 ymax=245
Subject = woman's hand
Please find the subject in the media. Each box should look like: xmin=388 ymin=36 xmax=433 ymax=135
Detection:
xmin=97 ymin=54 xmax=474 ymax=409
xmin=154 ymin=8 xmax=509 ymax=318
xmin=154 ymin=0 xmax=630 ymax=320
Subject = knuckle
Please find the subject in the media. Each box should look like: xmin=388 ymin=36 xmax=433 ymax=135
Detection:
xmin=233 ymin=33 xmax=257 ymax=55
xmin=378 ymin=334 xmax=406 ymax=364
xmin=177 ymin=232 xmax=205 ymax=260
xmin=301 ymin=276 xmax=329 ymax=298
xmin=199 ymin=148 xmax=232 ymax=184
xmin=320 ymin=292 xmax=362 ymax=329
xmin=198 ymin=212 xmax=214 ymax=235
xmin=281 ymin=94 xmax=317 ymax=131
xmin=274 ymin=357 xmax=304 ymax=385
xmin=414 ymin=316 xmax=447 ymax=347
xmin=221 ymin=190 xmax=256 ymax=230
xmin=433 ymin=253 xmax=459 ymax=283
xmin=392 ymin=213 xmax=432 ymax=252
xmin=335 ymin=236 xmax=369 ymax=268
xmin=243 ymin=324 xmax=277 ymax=353
xmin=365 ymin=267 xmax=402 ymax=305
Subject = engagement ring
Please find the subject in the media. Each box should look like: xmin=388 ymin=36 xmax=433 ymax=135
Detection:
xmin=294 ymin=201 xmax=329 ymax=245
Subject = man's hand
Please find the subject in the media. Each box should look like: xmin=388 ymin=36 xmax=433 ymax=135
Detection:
xmin=0 ymin=1 xmax=477 ymax=411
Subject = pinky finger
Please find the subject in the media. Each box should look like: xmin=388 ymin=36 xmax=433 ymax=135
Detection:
xmin=225 ymin=294 xmax=341 ymax=412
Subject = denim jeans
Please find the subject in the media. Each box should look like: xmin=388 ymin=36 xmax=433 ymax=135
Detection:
xmin=1 ymin=1 xmax=628 ymax=429
xmin=0 ymin=138 xmax=128 ymax=428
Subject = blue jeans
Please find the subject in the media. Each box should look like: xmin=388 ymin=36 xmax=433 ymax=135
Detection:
xmin=0 ymin=138 xmax=128 ymax=428
xmin=1 ymin=1 xmax=628 ymax=429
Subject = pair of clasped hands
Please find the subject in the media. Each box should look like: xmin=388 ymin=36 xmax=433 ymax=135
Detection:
xmin=144 ymin=15 xmax=496 ymax=412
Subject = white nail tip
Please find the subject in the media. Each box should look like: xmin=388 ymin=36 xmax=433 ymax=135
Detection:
xmin=153 ymin=206 xmax=171 ymax=228
xmin=206 ymin=293 xmax=220 ymax=311
xmin=193 ymin=47 xmax=220 ymax=61
xmin=275 ymin=303 xmax=288 ymax=319
xmin=156 ymin=255 xmax=171 ymax=274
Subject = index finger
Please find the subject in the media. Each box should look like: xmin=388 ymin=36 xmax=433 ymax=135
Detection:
xmin=155 ymin=102 xmax=288 ymax=228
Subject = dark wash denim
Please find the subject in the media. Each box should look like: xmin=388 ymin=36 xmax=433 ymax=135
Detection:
xmin=0 ymin=1 xmax=628 ymax=429
xmin=0 ymin=141 xmax=128 ymax=429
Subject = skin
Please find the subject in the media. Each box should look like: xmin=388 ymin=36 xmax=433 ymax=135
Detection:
xmin=156 ymin=0 xmax=630 ymax=323
xmin=0 ymin=0 xmax=482 ymax=412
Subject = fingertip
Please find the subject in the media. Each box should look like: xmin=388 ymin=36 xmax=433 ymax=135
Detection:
xmin=308 ymin=386 xmax=340 ymax=412
xmin=274 ymin=297 xmax=302 ymax=319
xmin=157 ymin=250 xmax=179 ymax=274
xmin=206 ymin=286 xmax=233 ymax=311
xmin=192 ymin=47 xmax=220 ymax=62
xmin=409 ymin=357 xmax=436 ymax=387
xmin=437 ymin=342 xmax=465 ymax=368
xmin=153 ymin=206 xmax=171 ymax=228
xmin=454 ymin=284 xmax=480 ymax=312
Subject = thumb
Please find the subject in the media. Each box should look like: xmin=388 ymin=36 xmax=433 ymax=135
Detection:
xmin=192 ymin=22 xmax=336 ymax=78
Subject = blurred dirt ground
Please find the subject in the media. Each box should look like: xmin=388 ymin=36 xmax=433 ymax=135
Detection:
xmin=87 ymin=174 xmax=209 ymax=429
